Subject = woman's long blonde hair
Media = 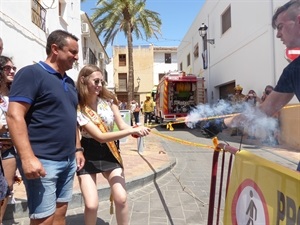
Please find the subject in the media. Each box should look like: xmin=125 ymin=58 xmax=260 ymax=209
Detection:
xmin=76 ymin=64 xmax=118 ymax=110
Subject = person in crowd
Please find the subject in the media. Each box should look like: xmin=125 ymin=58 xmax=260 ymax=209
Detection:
xmin=0 ymin=56 xmax=17 ymax=224
xmin=230 ymin=85 xmax=245 ymax=136
xmin=0 ymin=38 xmax=3 ymax=56
xmin=143 ymin=94 xmax=154 ymax=125
xmin=76 ymin=64 xmax=150 ymax=225
xmin=244 ymin=89 xmax=260 ymax=139
xmin=6 ymin=30 xmax=85 ymax=225
xmin=140 ymin=101 xmax=144 ymax=114
xmin=130 ymin=100 xmax=140 ymax=126
xmin=231 ymin=84 xmax=245 ymax=104
xmin=260 ymin=85 xmax=274 ymax=102
xmin=211 ymin=0 xmax=300 ymax=171
xmin=119 ymin=101 xmax=126 ymax=110
xmin=244 ymin=89 xmax=259 ymax=107
xmin=0 ymin=147 xmax=9 ymax=224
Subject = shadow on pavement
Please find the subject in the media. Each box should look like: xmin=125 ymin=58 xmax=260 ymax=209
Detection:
xmin=138 ymin=153 xmax=175 ymax=225
xmin=66 ymin=214 xmax=109 ymax=225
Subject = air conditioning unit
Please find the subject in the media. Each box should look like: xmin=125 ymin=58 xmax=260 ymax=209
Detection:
xmin=81 ymin=23 xmax=89 ymax=34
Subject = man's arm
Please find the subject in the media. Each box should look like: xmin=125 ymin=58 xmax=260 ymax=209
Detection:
xmin=224 ymin=91 xmax=294 ymax=127
xmin=259 ymin=91 xmax=293 ymax=116
xmin=6 ymin=102 xmax=46 ymax=179
xmin=75 ymin=126 xmax=85 ymax=171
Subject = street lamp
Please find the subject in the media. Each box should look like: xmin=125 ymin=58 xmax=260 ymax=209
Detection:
xmin=137 ymin=77 xmax=141 ymax=86
xmin=198 ymin=23 xmax=215 ymax=45
xmin=198 ymin=23 xmax=214 ymax=100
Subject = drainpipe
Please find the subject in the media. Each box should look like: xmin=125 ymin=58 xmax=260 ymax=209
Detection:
xmin=270 ymin=0 xmax=277 ymax=86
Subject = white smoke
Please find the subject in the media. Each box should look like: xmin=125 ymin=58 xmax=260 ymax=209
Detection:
xmin=186 ymin=100 xmax=279 ymax=143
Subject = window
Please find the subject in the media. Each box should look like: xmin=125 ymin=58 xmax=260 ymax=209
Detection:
xmin=222 ymin=5 xmax=231 ymax=34
xmin=83 ymin=37 xmax=87 ymax=48
xmin=83 ymin=47 xmax=97 ymax=65
xmin=119 ymin=54 xmax=126 ymax=66
xmin=165 ymin=53 xmax=171 ymax=64
xmin=31 ymin=0 xmax=46 ymax=31
xmin=104 ymin=70 xmax=108 ymax=82
xmin=118 ymin=73 xmax=127 ymax=91
xmin=193 ymin=43 xmax=199 ymax=58
xmin=158 ymin=73 xmax=165 ymax=82
xmin=187 ymin=53 xmax=191 ymax=67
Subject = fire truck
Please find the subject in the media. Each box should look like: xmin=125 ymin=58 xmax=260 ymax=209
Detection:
xmin=154 ymin=71 xmax=205 ymax=123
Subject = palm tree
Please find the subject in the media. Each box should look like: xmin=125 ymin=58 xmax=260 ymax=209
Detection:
xmin=89 ymin=0 xmax=162 ymax=105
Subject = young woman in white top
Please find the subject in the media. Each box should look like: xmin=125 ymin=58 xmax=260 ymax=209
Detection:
xmin=76 ymin=64 xmax=150 ymax=225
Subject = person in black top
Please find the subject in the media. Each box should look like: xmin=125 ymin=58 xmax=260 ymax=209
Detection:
xmin=225 ymin=0 xmax=300 ymax=171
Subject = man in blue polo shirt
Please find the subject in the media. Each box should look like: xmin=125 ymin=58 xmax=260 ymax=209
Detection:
xmin=6 ymin=30 xmax=85 ymax=225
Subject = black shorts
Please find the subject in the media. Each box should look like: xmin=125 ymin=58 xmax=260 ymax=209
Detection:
xmin=77 ymin=137 xmax=121 ymax=176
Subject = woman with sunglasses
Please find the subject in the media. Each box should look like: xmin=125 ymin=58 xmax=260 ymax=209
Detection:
xmin=76 ymin=64 xmax=150 ymax=225
xmin=0 ymin=55 xmax=17 ymax=224
xmin=244 ymin=89 xmax=259 ymax=107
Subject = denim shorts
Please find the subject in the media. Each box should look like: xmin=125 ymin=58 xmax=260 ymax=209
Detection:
xmin=17 ymin=154 xmax=76 ymax=219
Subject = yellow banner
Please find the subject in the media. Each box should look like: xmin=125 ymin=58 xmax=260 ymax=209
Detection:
xmin=224 ymin=150 xmax=300 ymax=225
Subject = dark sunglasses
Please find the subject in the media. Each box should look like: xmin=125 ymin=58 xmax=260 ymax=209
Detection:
xmin=1 ymin=65 xmax=17 ymax=72
xmin=94 ymin=79 xmax=106 ymax=86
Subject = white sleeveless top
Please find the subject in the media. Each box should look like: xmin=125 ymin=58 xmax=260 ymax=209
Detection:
xmin=77 ymin=98 xmax=114 ymax=138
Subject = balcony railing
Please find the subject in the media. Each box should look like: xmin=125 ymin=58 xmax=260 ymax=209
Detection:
xmin=83 ymin=47 xmax=98 ymax=65
xmin=31 ymin=0 xmax=46 ymax=31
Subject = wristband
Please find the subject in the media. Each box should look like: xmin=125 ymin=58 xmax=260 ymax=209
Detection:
xmin=76 ymin=147 xmax=84 ymax=153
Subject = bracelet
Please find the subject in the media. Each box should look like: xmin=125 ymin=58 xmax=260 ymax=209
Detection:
xmin=76 ymin=147 xmax=84 ymax=153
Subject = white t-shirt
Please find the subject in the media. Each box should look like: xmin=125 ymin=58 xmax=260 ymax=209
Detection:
xmin=0 ymin=96 xmax=9 ymax=127
xmin=130 ymin=102 xmax=139 ymax=112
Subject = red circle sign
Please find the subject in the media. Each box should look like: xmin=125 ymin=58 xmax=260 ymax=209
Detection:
xmin=285 ymin=48 xmax=300 ymax=62
xmin=231 ymin=179 xmax=269 ymax=225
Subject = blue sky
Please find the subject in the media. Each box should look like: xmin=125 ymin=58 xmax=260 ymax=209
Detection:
xmin=81 ymin=0 xmax=205 ymax=55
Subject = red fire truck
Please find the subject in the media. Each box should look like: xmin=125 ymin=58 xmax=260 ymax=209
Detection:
xmin=154 ymin=71 xmax=205 ymax=123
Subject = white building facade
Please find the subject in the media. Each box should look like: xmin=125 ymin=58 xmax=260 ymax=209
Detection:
xmin=153 ymin=46 xmax=177 ymax=85
xmin=0 ymin=0 xmax=108 ymax=82
xmin=178 ymin=0 xmax=293 ymax=103
xmin=80 ymin=12 xmax=110 ymax=84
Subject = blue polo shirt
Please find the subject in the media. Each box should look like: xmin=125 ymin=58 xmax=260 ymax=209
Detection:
xmin=9 ymin=61 xmax=78 ymax=160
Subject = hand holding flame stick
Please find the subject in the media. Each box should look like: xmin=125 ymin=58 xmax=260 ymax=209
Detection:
xmin=182 ymin=113 xmax=240 ymax=136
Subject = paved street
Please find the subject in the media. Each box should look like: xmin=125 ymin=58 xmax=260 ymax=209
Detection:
xmin=4 ymin=125 xmax=299 ymax=225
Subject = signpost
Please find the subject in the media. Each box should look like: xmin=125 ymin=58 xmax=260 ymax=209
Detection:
xmin=285 ymin=48 xmax=300 ymax=62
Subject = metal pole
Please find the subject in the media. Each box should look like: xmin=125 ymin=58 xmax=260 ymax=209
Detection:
xmin=137 ymin=137 xmax=144 ymax=154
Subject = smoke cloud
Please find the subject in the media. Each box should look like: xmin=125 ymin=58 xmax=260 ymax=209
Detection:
xmin=186 ymin=100 xmax=279 ymax=143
